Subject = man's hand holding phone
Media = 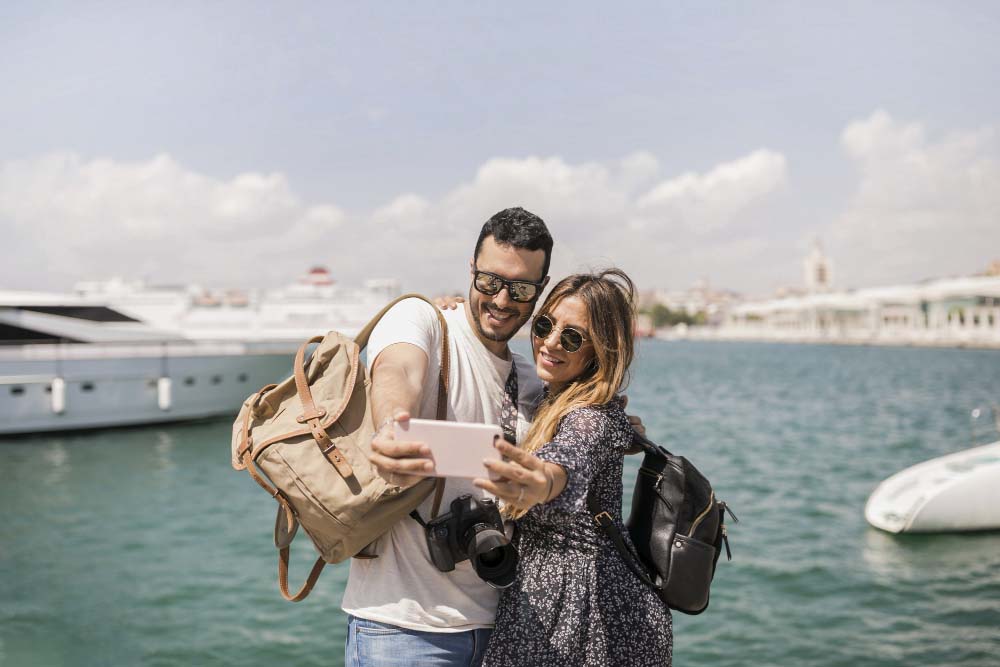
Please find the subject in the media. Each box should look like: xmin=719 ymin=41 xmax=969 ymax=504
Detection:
xmin=368 ymin=410 xmax=434 ymax=489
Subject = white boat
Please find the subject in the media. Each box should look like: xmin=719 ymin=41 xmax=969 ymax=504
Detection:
xmin=864 ymin=439 xmax=1000 ymax=533
xmin=0 ymin=268 xmax=399 ymax=435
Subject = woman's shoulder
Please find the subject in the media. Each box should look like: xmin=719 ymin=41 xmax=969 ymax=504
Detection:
xmin=560 ymin=396 xmax=627 ymax=430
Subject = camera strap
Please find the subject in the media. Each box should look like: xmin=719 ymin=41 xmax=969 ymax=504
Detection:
xmin=499 ymin=363 xmax=519 ymax=445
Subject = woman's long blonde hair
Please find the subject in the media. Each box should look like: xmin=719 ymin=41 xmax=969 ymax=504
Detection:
xmin=508 ymin=268 xmax=636 ymax=518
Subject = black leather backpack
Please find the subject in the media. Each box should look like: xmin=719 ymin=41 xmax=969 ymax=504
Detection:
xmin=589 ymin=434 xmax=737 ymax=614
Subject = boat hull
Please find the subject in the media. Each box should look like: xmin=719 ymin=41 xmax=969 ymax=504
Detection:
xmin=864 ymin=440 xmax=1000 ymax=533
xmin=0 ymin=346 xmax=293 ymax=436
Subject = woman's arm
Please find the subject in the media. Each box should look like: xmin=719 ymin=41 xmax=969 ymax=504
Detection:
xmin=473 ymin=439 xmax=567 ymax=511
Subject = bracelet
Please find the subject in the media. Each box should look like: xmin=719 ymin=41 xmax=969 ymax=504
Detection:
xmin=377 ymin=415 xmax=395 ymax=433
xmin=542 ymin=466 xmax=555 ymax=503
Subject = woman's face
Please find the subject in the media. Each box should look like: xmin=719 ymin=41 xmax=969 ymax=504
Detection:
xmin=532 ymin=295 xmax=596 ymax=392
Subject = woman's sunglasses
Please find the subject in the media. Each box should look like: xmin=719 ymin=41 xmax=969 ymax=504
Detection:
xmin=473 ymin=269 xmax=544 ymax=303
xmin=531 ymin=314 xmax=588 ymax=353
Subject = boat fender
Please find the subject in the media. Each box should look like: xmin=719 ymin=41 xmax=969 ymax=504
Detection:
xmin=157 ymin=377 xmax=172 ymax=411
xmin=51 ymin=377 xmax=66 ymax=414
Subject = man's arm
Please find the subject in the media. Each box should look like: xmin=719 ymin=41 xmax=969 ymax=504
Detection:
xmin=623 ymin=394 xmax=647 ymax=454
xmin=368 ymin=342 xmax=435 ymax=488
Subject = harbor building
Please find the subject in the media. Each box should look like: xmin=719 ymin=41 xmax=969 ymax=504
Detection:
xmin=672 ymin=247 xmax=1000 ymax=348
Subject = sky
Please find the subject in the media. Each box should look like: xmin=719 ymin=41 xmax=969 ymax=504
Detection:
xmin=1 ymin=1 xmax=999 ymax=298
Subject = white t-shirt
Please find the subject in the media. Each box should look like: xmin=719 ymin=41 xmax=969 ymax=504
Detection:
xmin=341 ymin=299 xmax=543 ymax=632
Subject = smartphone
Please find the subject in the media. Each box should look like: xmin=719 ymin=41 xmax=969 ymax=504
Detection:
xmin=393 ymin=418 xmax=503 ymax=479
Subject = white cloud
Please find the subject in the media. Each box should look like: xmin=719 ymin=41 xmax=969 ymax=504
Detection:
xmin=635 ymin=149 xmax=788 ymax=232
xmin=0 ymin=152 xmax=345 ymax=288
xmin=0 ymin=148 xmax=788 ymax=294
xmin=830 ymin=110 xmax=1000 ymax=285
xmin=617 ymin=151 xmax=661 ymax=191
xmin=371 ymin=194 xmax=431 ymax=229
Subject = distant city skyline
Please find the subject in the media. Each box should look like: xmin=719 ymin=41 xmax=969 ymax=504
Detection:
xmin=2 ymin=2 xmax=999 ymax=299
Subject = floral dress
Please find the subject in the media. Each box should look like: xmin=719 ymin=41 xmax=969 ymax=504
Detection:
xmin=482 ymin=398 xmax=673 ymax=667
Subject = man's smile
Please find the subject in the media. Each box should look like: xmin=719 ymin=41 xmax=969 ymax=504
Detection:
xmin=484 ymin=304 xmax=517 ymax=324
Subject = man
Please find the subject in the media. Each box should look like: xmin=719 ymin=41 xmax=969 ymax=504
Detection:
xmin=341 ymin=207 xmax=553 ymax=666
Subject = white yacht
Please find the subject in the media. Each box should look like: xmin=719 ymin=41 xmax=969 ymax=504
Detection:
xmin=0 ymin=268 xmax=400 ymax=435
xmin=864 ymin=437 xmax=1000 ymax=533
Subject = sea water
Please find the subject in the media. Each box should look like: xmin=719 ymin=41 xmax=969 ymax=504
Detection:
xmin=2 ymin=341 xmax=999 ymax=666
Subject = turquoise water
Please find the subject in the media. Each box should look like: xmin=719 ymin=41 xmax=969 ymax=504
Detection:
xmin=2 ymin=341 xmax=1000 ymax=666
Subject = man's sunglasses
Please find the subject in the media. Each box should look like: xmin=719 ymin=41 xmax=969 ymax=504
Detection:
xmin=473 ymin=269 xmax=545 ymax=303
xmin=531 ymin=314 xmax=589 ymax=353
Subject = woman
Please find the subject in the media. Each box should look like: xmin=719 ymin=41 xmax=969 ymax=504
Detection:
xmin=474 ymin=268 xmax=672 ymax=667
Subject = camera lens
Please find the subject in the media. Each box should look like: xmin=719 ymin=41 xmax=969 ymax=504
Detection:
xmin=464 ymin=525 xmax=518 ymax=589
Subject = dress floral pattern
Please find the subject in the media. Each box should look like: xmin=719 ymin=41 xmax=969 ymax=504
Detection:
xmin=482 ymin=398 xmax=673 ymax=667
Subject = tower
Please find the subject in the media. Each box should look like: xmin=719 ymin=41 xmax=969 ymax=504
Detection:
xmin=803 ymin=239 xmax=833 ymax=293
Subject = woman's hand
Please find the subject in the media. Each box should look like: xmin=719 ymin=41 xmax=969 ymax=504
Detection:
xmin=432 ymin=294 xmax=465 ymax=310
xmin=623 ymin=394 xmax=646 ymax=454
xmin=474 ymin=439 xmax=566 ymax=512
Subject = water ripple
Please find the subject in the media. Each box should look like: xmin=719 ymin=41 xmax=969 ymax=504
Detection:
xmin=2 ymin=342 xmax=1000 ymax=666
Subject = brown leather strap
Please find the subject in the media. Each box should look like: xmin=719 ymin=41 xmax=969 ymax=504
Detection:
xmin=360 ymin=295 xmax=452 ymax=522
xmin=235 ymin=384 xmax=279 ymax=468
xmin=291 ymin=335 xmax=356 ymax=479
xmin=354 ymin=293 xmax=451 ymax=411
xmin=278 ymin=548 xmax=327 ymax=602
xmin=244 ymin=447 xmax=325 ymax=602
xmin=356 ymin=294 xmax=451 ymax=517
xmin=243 ymin=450 xmax=298 ymax=536
xmin=236 ymin=404 xmax=254 ymax=462
xmin=292 ymin=335 xmax=327 ymax=420
xmin=251 ymin=383 xmax=279 ymax=413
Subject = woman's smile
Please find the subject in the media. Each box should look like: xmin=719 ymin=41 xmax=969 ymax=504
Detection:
xmin=532 ymin=296 xmax=593 ymax=391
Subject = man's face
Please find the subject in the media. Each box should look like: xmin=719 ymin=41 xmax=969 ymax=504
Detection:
xmin=468 ymin=236 xmax=548 ymax=346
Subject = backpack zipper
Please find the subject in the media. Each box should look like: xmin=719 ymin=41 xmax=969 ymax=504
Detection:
xmin=688 ymin=491 xmax=716 ymax=535
xmin=638 ymin=467 xmax=674 ymax=511
xmin=638 ymin=467 xmax=663 ymax=485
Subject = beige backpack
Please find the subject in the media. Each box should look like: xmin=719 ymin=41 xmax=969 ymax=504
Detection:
xmin=231 ymin=294 xmax=448 ymax=601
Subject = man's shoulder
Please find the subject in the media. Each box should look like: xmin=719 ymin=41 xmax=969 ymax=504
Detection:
xmin=373 ymin=298 xmax=444 ymax=336
xmin=511 ymin=351 xmax=544 ymax=400
xmin=385 ymin=296 xmax=439 ymax=321
xmin=367 ymin=298 xmax=444 ymax=367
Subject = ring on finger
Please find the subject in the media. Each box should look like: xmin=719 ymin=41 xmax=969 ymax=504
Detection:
xmin=517 ymin=485 xmax=525 ymax=504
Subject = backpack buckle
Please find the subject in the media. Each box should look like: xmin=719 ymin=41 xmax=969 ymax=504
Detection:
xmin=593 ymin=511 xmax=612 ymax=526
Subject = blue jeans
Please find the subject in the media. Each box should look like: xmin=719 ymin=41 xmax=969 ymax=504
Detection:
xmin=345 ymin=615 xmax=491 ymax=667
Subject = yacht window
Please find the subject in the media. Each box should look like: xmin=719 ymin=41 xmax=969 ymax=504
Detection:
xmin=238 ymin=373 xmax=249 ymax=383
xmin=184 ymin=377 xmax=196 ymax=386
xmin=211 ymin=375 xmax=222 ymax=385
xmin=10 ymin=385 xmax=25 ymax=396
xmin=45 ymin=384 xmax=52 ymax=394
xmin=81 ymin=382 xmax=95 ymax=392
xmin=20 ymin=305 xmax=139 ymax=322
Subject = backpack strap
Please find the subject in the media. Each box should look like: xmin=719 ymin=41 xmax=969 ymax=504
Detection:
xmin=292 ymin=335 xmax=356 ymax=479
xmin=589 ymin=433 xmax=690 ymax=596
xmin=354 ymin=293 xmax=451 ymax=518
xmin=240 ymin=444 xmax=321 ymax=601
xmin=354 ymin=292 xmax=451 ymax=428
xmin=587 ymin=481 xmax=660 ymax=592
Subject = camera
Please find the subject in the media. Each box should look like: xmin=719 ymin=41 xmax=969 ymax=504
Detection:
xmin=423 ymin=495 xmax=518 ymax=589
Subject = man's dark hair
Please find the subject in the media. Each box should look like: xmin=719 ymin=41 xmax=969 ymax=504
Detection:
xmin=473 ymin=207 xmax=554 ymax=279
